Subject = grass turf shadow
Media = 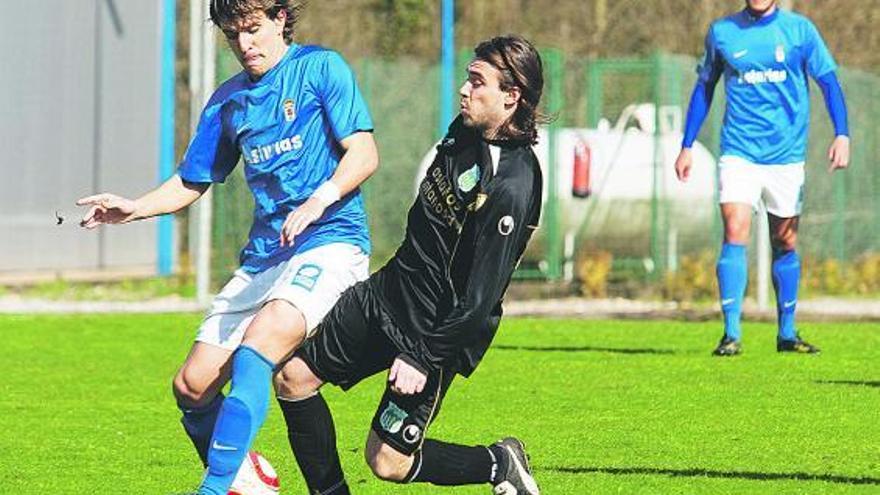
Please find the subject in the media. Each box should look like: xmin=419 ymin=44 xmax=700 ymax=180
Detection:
xmin=815 ymin=379 xmax=880 ymax=388
xmin=543 ymin=466 xmax=880 ymax=486
xmin=493 ymin=345 xmax=675 ymax=355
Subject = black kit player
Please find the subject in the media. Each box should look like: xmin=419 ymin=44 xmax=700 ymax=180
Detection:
xmin=271 ymin=35 xmax=546 ymax=494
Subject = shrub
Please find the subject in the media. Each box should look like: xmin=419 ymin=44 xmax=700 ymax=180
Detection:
xmin=576 ymin=250 xmax=614 ymax=298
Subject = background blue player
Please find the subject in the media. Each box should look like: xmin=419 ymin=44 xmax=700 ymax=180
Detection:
xmin=77 ymin=0 xmax=377 ymax=492
xmin=674 ymin=0 xmax=850 ymax=356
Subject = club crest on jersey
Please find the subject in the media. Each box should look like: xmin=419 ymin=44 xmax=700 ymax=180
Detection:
xmin=458 ymin=164 xmax=480 ymax=193
xmin=775 ymin=44 xmax=785 ymax=63
xmin=498 ymin=215 xmax=515 ymax=236
xmin=379 ymin=401 xmax=408 ymax=434
xmin=282 ymin=98 xmax=296 ymax=121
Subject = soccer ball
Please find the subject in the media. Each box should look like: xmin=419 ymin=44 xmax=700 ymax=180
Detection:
xmin=228 ymin=451 xmax=280 ymax=495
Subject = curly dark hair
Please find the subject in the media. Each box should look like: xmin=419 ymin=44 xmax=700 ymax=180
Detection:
xmin=474 ymin=35 xmax=548 ymax=144
xmin=209 ymin=0 xmax=304 ymax=44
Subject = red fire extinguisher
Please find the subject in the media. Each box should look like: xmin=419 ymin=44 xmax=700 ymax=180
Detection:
xmin=572 ymin=138 xmax=591 ymax=198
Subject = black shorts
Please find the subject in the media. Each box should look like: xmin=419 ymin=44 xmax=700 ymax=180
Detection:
xmin=295 ymin=280 xmax=456 ymax=455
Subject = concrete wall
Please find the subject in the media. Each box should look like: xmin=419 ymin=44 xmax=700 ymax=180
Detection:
xmin=0 ymin=0 xmax=170 ymax=276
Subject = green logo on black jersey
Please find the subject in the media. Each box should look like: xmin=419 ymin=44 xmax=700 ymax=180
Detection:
xmin=457 ymin=164 xmax=480 ymax=193
xmin=379 ymin=401 xmax=408 ymax=434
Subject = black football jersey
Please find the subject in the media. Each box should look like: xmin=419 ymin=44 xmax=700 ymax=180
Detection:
xmin=372 ymin=116 xmax=542 ymax=376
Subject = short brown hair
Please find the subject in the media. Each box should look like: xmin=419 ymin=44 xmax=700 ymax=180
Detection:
xmin=474 ymin=35 xmax=547 ymax=144
xmin=210 ymin=0 xmax=303 ymax=44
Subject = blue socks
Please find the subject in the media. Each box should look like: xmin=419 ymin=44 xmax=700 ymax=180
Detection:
xmin=180 ymin=392 xmax=225 ymax=466
xmin=199 ymin=346 xmax=275 ymax=495
xmin=717 ymin=243 xmax=748 ymax=342
xmin=772 ymin=249 xmax=800 ymax=341
xmin=716 ymin=243 xmax=800 ymax=343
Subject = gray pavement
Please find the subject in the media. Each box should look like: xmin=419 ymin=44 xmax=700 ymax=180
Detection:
xmin=504 ymin=297 xmax=880 ymax=321
xmin=1 ymin=295 xmax=878 ymax=321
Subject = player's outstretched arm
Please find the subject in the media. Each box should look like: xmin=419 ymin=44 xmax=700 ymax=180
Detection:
xmin=280 ymin=131 xmax=378 ymax=245
xmin=77 ymin=174 xmax=209 ymax=229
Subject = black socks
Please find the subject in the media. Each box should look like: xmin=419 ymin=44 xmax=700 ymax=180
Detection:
xmin=279 ymin=394 xmax=502 ymax=490
xmin=179 ymin=393 xmax=224 ymax=466
xmin=408 ymin=438 xmax=495 ymax=486
xmin=277 ymin=394 xmax=349 ymax=494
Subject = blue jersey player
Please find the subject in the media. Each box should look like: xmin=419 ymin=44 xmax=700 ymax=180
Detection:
xmin=77 ymin=1 xmax=378 ymax=492
xmin=675 ymin=0 xmax=850 ymax=356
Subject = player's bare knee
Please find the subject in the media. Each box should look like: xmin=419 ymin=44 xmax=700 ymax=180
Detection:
xmin=364 ymin=440 xmax=410 ymax=482
xmin=724 ymin=222 xmax=749 ymax=243
xmin=274 ymin=357 xmax=321 ymax=399
xmin=772 ymin=231 xmax=797 ymax=251
xmin=261 ymin=299 xmax=293 ymax=321
xmin=172 ymin=370 xmax=212 ymax=407
xmin=722 ymin=207 xmax=752 ymax=243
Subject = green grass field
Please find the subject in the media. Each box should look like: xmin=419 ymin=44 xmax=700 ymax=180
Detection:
xmin=1 ymin=314 xmax=878 ymax=494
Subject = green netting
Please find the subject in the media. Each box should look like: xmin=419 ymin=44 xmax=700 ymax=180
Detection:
xmin=803 ymin=69 xmax=880 ymax=261
xmin=356 ymin=57 xmax=441 ymax=267
xmin=575 ymin=52 xmax=879 ymax=283
xmin=208 ymin=49 xmax=879 ymax=289
xmin=573 ymin=53 xmax=725 ymax=277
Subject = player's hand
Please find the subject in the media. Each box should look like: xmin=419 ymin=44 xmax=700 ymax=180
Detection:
xmin=280 ymin=197 xmax=326 ymax=247
xmin=674 ymin=148 xmax=693 ymax=182
xmin=76 ymin=193 xmax=138 ymax=229
xmin=827 ymin=135 xmax=850 ymax=173
xmin=388 ymin=357 xmax=427 ymax=396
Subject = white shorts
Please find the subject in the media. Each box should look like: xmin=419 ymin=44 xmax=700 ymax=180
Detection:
xmin=718 ymin=155 xmax=805 ymax=218
xmin=195 ymin=243 xmax=369 ymax=350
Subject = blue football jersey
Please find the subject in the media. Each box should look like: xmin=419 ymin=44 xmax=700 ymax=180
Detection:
xmin=178 ymin=44 xmax=373 ymax=273
xmin=698 ymin=9 xmax=837 ymax=164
